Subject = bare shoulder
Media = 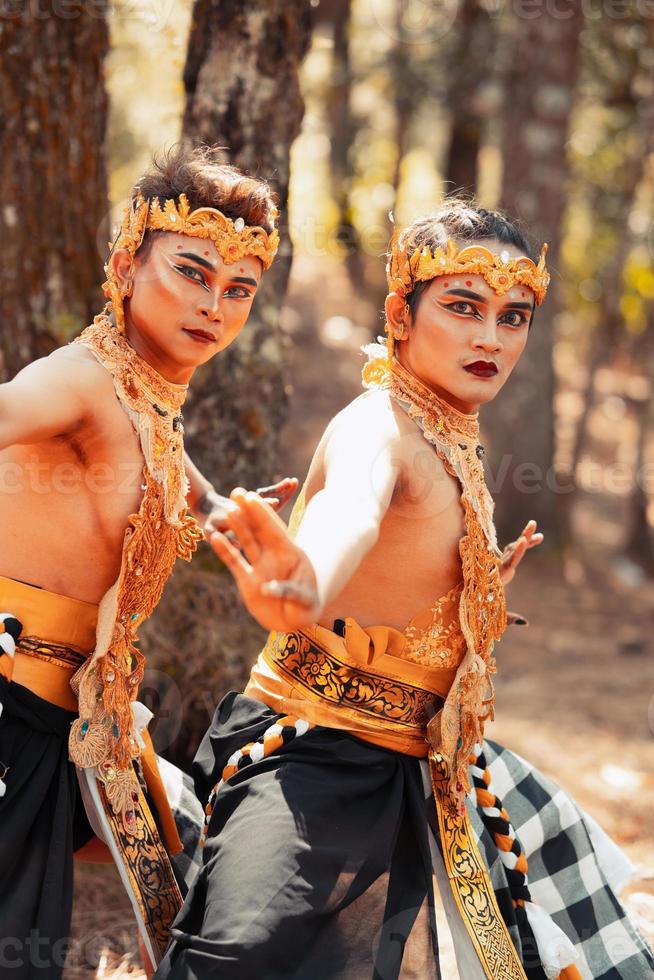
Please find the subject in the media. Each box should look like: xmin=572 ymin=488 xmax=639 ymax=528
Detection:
xmin=330 ymin=388 xmax=447 ymax=478
xmin=49 ymin=342 xmax=111 ymax=377
xmin=46 ymin=344 xmax=117 ymax=401
xmin=327 ymin=389 xmax=403 ymax=446
xmin=301 ymin=390 xmax=401 ymax=495
xmin=4 ymin=344 xmax=104 ymax=397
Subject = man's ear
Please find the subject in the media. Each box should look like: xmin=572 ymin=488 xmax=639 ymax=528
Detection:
xmin=107 ymin=248 xmax=134 ymax=289
xmin=385 ymin=291 xmax=410 ymax=340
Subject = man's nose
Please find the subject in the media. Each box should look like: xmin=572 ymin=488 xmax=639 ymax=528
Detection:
xmin=472 ymin=316 xmax=502 ymax=352
xmin=198 ymin=292 xmax=224 ymax=323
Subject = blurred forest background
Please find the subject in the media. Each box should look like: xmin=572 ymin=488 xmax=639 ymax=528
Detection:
xmin=1 ymin=0 xmax=654 ymax=975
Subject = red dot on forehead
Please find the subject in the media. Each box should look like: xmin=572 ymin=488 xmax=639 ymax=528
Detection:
xmin=465 ymin=280 xmax=473 ymax=287
xmin=443 ymin=282 xmax=449 ymax=287
xmin=204 ymin=251 xmax=210 ymax=256
xmin=176 ymin=244 xmax=182 ymax=250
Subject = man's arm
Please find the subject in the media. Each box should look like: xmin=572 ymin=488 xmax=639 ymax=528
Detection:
xmin=184 ymin=451 xmax=215 ymax=514
xmin=292 ymin=406 xmax=399 ymax=608
xmin=0 ymin=355 xmax=93 ymax=451
xmin=184 ymin=449 xmax=298 ymax=532
xmin=209 ymin=395 xmax=402 ymax=631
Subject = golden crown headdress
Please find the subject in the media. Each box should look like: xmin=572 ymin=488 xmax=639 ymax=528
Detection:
xmin=387 ymin=231 xmax=550 ymax=305
xmin=103 ymin=193 xmax=280 ymax=331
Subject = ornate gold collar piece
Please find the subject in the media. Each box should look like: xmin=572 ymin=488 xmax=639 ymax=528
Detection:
xmin=68 ymin=315 xmax=203 ymax=830
xmin=389 ymin=356 xmax=480 ymax=446
xmin=363 ymin=350 xmax=507 ymax=805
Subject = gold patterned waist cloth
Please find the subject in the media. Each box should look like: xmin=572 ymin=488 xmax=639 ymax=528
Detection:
xmin=245 ymin=617 xmax=463 ymax=757
xmin=0 ymin=575 xmax=98 ymax=711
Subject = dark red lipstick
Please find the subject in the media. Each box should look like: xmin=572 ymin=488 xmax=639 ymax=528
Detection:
xmin=182 ymin=327 xmax=217 ymax=345
xmin=464 ymin=360 xmax=498 ymax=379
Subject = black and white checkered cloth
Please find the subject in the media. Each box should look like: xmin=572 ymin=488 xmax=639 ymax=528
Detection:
xmin=461 ymin=739 xmax=654 ymax=980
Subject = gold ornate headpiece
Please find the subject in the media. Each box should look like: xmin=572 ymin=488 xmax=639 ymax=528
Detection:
xmin=362 ymin=231 xmax=550 ymax=387
xmin=103 ymin=193 xmax=280 ymax=331
xmin=387 ymin=231 xmax=550 ymax=305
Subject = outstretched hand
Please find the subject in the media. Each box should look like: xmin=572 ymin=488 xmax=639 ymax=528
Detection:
xmin=194 ymin=477 xmax=298 ymax=539
xmin=255 ymin=476 xmax=299 ymax=512
xmin=500 ymin=519 xmax=544 ymax=587
xmin=208 ymin=489 xmax=321 ymax=633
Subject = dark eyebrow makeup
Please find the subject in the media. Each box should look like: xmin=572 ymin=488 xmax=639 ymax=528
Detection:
xmin=175 ymin=254 xmax=258 ymax=288
xmin=230 ymin=276 xmax=258 ymax=288
xmin=443 ymin=287 xmax=487 ymax=302
xmin=176 ymin=251 xmax=216 ymax=272
xmin=443 ymin=287 xmax=534 ymax=312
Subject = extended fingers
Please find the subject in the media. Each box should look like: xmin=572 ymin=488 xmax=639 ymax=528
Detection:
xmin=209 ymin=531 xmax=252 ymax=584
xmin=506 ymin=536 xmax=528 ymax=567
xmin=256 ymin=476 xmax=298 ymax=499
xmin=205 ymin=500 xmax=238 ymax=534
xmin=225 ymin=503 xmax=262 ymax=565
xmin=507 ymin=610 xmax=529 ymax=626
xmin=232 ymin=489 xmax=292 ymax=543
xmin=522 ymin=520 xmax=544 ymax=547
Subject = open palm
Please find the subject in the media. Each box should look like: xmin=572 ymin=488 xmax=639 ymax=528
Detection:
xmin=209 ymin=489 xmax=320 ymax=633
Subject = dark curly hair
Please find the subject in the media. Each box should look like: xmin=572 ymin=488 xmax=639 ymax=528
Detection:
xmin=133 ymin=144 xmax=277 ymax=259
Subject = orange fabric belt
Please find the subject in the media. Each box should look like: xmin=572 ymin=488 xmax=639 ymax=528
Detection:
xmin=245 ymin=618 xmax=456 ymax=756
xmin=0 ymin=575 xmax=98 ymax=711
xmin=0 ymin=575 xmax=182 ymax=856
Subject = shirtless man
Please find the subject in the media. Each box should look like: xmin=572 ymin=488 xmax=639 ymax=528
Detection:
xmin=0 ymin=144 xmax=294 ymax=978
xmin=159 ymin=201 xmax=654 ymax=980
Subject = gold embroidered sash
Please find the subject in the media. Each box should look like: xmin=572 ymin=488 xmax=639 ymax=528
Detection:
xmin=67 ymin=316 xmax=203 ymax=828
xmin=249 ymin=621 xmax=445 ymax=755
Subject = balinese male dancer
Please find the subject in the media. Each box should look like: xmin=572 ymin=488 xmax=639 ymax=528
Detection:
xmin=159 ymin=201 xmax=654 ymax=979
xmin=0 ymin=145 xmax=294 ymax=976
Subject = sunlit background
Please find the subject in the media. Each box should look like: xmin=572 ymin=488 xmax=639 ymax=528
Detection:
xmin=5 ymin=0 xmax=653 ymax=973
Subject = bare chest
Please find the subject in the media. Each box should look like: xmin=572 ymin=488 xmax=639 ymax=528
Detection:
xmin=0 ymin=396 xmax=147 ymax=602
xmin=320 ymin=438 xmax=466 ymax=631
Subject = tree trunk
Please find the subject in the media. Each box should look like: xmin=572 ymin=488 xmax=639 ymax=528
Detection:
xmin=624 ymin=386 xmax=654 ymax=576
xmin=622 ymin=305 xmax=654 ymax=574
xmin=485 ymin=1 xmax=585 ymax=546
xmin=442 ymin=0 xmax=494 ymax=194
xmin=325 ymin=0 xmax=361 ymax=275
xmin=389 ymin=3 xmax=414 ymax=199
xmin=181 ymin=0 xmax=312 ymax=490
xmin=0 ymin=2 xmax=109 ymax=381
xmin=558 ymin=22 xmax=654 ymax=549
xmin=145 ymin=1 xmax=312 ymax=765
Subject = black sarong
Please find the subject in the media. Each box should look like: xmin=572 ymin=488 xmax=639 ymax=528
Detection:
xmin=0 ymin=677 xmax=93 ymax=979
xmin=156 ymin=692 xmax=531 ymax=980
